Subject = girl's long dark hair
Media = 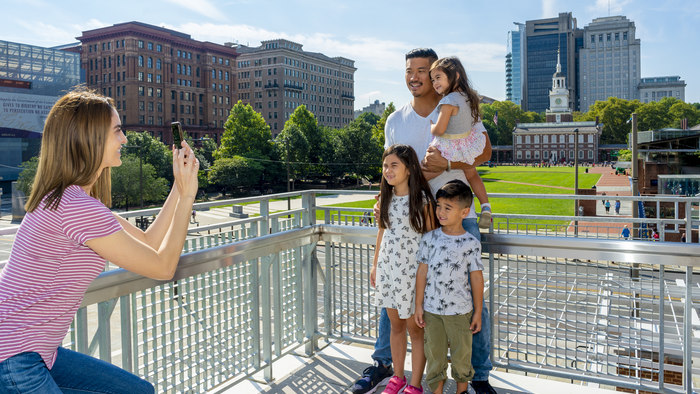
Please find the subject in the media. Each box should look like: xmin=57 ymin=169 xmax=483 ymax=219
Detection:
xmin=430 ymin=56 xmax=480 ymax=124
xmin=378 ymin=144 xmax=436 ymax=233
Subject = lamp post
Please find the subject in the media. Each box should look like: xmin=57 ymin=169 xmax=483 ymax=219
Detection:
xmin=573 ymin=128 xmax=579 ymax=236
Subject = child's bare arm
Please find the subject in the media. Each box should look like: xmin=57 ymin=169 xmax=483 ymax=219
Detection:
xmin=370 ymin=228 xmax=384 ymax=288
xmin=414 ymin=263 xmax=428 ymax=328
xmin=470 ymin=270 xmax=484 ymax=334
xmin=430 ymin=104 xmax=457 ymax=137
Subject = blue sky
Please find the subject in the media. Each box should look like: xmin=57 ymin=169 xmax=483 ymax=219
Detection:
xmin=2 ymin=0 xmax=698 ymax=110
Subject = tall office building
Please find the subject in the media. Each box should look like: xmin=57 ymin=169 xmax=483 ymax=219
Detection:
xmin=522 ymin=12 xmax=583 ymax=114
xmin=638 ymin=76 xmax=685 ymax=103
xmin=579 ymin=16 xmax=640 ymax=111
xmin=0 ymin=40 xmax=82 ymax=191
xmin=234 ymin=39 xmax=356 ymax=136
xmin=78 ymin=22 xmax=239 ymax=144
xmin=506 ymin=23 xmax=525 ymax=105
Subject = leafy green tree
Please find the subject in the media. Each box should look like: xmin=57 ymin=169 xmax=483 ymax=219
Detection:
xmin=636 ymin=99 xmax=672 ymax=132
xmin=123 ymin=131 xmax=173 ymax=183
xmin=16 ymin=156 xmax=39 ymax=196
xmin=275 ymin=124 xmax=310 ymax=184
xmin=578 ymin=97 xmax=641 ymax=144
xmin=481 ymin=101 xmax=542 ymax=145
xmin=616 ymin=149 xmax=632 ymax=161
xmin=287 ymin=105 xmax=323 ymax=163
xmin=194 ymin=137 xmax=218 ymax=165
xmin=372 ymin=102 xmax=396 ymax=144
xmin=334 ymin=114 xmax=384 ymax=182
xmin=111 ymin=156 xmax=169 ymax=210
xmin=668 ymin=101 xmax=700 ymax=129
xmin=208 ymin=156 xmax=264 ymax=194
xmin=215 ymin=101 xmax=273 ymax=160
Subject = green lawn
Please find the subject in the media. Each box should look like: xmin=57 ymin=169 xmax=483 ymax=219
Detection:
xmin=319 ymin=166 xmax=602 ymax=229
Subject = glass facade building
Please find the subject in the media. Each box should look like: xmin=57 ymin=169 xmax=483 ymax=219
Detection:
xmin=522 ymin=12 xmax=582 ymax=114
xmin=0 ymin=40 xmax=81 ymax=192
xmin=506 ymin=24 xmax=524 ymax=105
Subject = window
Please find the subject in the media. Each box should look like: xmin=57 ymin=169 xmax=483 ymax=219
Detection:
xmin=138 ymin=101 xmax=145 ymax=111
xmin=516 ymin=151 xmax=522 ymax=159
xmin=138 ymin=72 xmax=144 ymax=81
xmin=588 ymin=150 xmax=594 ymax=159
xmin=525 ymin=135 xmax=530 ymax=144
xmin=578 ymin=150 xmax=584 ymax=159
xmin=138 ymin=56 xmax=144 ymax=67
xmin=599 ymin=34 xmax=603 ymax=42
xmin=607 ymin=33 xmax=611 ymax=42
xmin=147 ymin=73 xmax=153 ymax=82
xmin=623 ymin=31 xmax=628 ymax=40
xmin=138 ymin=86 xmax=144 ymax=96
xmin=569 ymin=150 xmax=573 ymax=158
xmin=138 ymin=40 xmax=144 ymax=49
xmin=591 ymin=35 xmax=595 ymax=43
xmin=156 ymin=44 xmax=162 ymax=52
xmin=615 ymin=32 xmax=620 ymax=41
xmin=148 ymin=42 xmax=153 ymax=50
xmin=147 ymin=57 xmax=152 ymax=68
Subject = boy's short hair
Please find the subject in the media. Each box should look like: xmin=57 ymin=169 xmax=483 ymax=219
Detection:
xmin=405 ymin=48 xmax=438 ymax=64
xmin=436 ymin=180 xmax=473 ymax=208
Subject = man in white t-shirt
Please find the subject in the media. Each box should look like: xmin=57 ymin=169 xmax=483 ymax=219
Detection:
xmin=352 ymin=48 xmax=496 ymax=394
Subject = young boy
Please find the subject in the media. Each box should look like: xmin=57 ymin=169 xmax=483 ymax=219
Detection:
xmin=415 ymin=180 xmax=485 ymax=394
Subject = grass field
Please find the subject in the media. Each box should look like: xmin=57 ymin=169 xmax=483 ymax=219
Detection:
xmin=317 ymin=166 xmax=602 ymax=229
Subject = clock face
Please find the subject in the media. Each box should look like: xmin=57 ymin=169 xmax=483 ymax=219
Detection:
xmin=555 ymin=98 xmax=562 ymax=105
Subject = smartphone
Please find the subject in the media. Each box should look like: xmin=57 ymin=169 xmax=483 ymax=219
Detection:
xmin=171 ymin=122 xmax=184 ymax=149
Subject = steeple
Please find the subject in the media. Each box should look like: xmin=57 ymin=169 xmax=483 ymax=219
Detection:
xmin=547 ymin=48 xmax=571 ymax=122
xmin=556 ymin=49 xmax=561 ymax=74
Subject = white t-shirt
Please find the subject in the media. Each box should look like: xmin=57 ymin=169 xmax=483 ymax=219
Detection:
xmin=385 ymin=102 xmax=478 ymax=218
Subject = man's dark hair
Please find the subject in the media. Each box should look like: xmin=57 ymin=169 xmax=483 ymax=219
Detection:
xmin=405 ymin=48 xmax=438 ymax=65
xmin=436 ymin=179 xmax=473 ymax=208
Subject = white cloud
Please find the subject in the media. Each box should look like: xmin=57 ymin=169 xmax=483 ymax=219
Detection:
xmin=356 ymin=90 xmax=382 ymax=104
xmin=172 ymin=22 xmax=407 ymax=72
xmin=542 ymin=0 xmax=557 ymax=18
xmin=15 ymin=19 xmax=107 ymax=45
xmin=587 ymin=0 xmax=633 ymax=15
xmin=438 ymin=43 xmax=507 ymax=73
xmin=163 ymin=0 xmax=225 ymax=21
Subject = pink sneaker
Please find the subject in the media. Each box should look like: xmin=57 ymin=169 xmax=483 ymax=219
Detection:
xmin=381 ymin=375 xmax=407 ymax=394
xmin=403 ymin=385 xmax=424 ymax=394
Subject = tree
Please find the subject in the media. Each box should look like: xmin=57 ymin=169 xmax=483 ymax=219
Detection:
xmin=334 ymin=114 xmax=384 ymax=182
xmin=636 ymin=100 xmax=672 ymax=132
xmin=481 ymin=101 xmax=542 ymax=145
xmin=372 ymin=102 xmax=396 ymax=144
xmin=287 ymin=105 xmax=323 ymax=162
xmin=668 ymin=101 xmax=700 ymax=128
xmin=208 ymin=156 xmax=264 ymax=194
xmin=578 ymin=97 xmax=641 ymax=144
xmin=123 ymin=131 xmax=173 ymax=183
xmin=215 ymin=101 xmax=273 ymax=160
xmin=111 ymin=156 xmax=169 ymax=210
xmin=275 ymin=124 xmax=310 ymax=184
xmin=16 ymin=156 xmax=39 ymax=197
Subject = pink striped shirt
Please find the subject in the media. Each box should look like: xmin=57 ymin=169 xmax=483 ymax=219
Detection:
xmin=0 ymin=185 xmax=122 ymax=369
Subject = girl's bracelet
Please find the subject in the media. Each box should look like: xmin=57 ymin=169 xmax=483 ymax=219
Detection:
xmin=447 ymin=160 xmax=451 ymax=172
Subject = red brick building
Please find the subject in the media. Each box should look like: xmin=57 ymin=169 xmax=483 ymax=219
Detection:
xmin=77 ymin=21 xmax=239 ymax=144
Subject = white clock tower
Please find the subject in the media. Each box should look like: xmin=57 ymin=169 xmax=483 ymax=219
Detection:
xmin=546 ymin=50 xmax=572 ymax=123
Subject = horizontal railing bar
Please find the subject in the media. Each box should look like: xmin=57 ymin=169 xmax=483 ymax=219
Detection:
xmin=82 ymin=226 xmax=320 ymax=306
xmin=481 ymin=233 xmax=700 ymax=267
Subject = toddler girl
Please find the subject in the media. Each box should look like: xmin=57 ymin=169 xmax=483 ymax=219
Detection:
xmin=427 ymin=56 xmax=492 ymax=229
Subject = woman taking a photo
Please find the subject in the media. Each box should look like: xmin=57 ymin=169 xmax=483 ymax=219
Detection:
xmin=0 ymin=88 xmax=199 ymax=393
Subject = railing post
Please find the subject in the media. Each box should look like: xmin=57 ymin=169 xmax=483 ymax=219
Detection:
xmin=75 ymin=307 xmax=88 ymax=354
xmin=97 ymin=301 xmax=111 ymax=361
xmin=260 ymin=257 xmax=273 ymax=381
xmin=120 ymin=295 xmax=133 ymax=372
xmin=684 ymin=266 xmax=692 ymax=393
xmin=260 ymin=199 xmax=270 ymax=236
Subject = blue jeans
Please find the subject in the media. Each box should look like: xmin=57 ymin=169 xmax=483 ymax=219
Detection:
xmin=0 ymin=347 xmax=154 ymax=393
xmin=372 ymin=218 xmax=492 ymax=381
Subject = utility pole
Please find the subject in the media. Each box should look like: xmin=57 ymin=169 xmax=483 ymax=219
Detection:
xmin=574 ymin=128 xmax=579 ymax=236
xmin=285 ymin=138 xmax=291 ymax=213
xmin=631 ymin=113 xmax=639 ymax=238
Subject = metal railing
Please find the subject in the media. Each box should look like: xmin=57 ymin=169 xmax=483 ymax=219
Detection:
xmin=62 ymin=222 xmax=699 ymax=393
xmin=2 ymin=191 xmax=699 ymax=392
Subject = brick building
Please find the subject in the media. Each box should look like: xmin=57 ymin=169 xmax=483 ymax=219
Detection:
xmin=233 ymin=39 xmax=356 ymax=136
xmin=77 ymin=21 xmax=239 ymax=144
xmin=513 ymin=121 xmax=601 ymax=163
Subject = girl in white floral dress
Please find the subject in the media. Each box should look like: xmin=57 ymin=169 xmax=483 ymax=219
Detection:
xmin=371 ymin=144 xmax=436 ymax=394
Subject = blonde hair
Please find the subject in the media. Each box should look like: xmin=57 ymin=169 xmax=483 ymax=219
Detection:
xmin=25 ymin=88 xmax=116 ymax=212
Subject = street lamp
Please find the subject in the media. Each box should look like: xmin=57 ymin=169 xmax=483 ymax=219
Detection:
xmin=273 ymin=136 xmax=292 ymax=213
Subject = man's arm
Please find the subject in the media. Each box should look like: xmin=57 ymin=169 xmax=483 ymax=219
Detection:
xmin=422 ymin=127 xmax=492 ymax=173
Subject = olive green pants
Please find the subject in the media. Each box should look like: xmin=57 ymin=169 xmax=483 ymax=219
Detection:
xmin=423 ymin=310 xmax=474 ymax=391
